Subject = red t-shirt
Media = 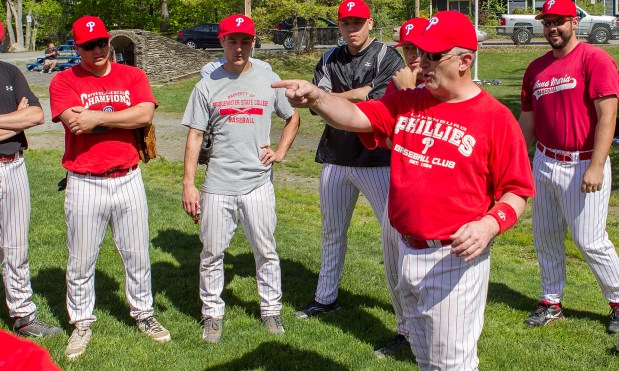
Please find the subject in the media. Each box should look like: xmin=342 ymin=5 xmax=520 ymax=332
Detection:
xmin=50 ymin=63 xmax=158 ymax=173
xmin=0 ymin=330 xmax=60 ymax=370
xmin=521 ymin=42 xmax=619 ymax=151
xmin=357 ymin=88 xmax=535 ymax=240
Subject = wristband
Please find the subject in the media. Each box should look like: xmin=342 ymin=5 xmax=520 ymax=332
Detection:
xmin=486 ymin=202 xmax=518 ymax=234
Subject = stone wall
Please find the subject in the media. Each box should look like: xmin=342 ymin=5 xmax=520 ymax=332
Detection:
xmin=110 ymin=29 xmax=209 ymax=84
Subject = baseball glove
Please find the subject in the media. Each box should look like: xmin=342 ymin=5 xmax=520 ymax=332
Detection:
xmin=135 ymin=123 xmax=157 ymax=163
xmin=197 ymin=130 xmax=214 ymax=165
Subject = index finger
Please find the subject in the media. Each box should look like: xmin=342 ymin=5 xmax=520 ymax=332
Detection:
xmin=271 ymin=80 xmax=301 ymax=90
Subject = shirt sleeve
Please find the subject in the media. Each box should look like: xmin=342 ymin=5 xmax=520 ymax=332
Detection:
xmin=273 ymin=73 xmax=295 ymax=120
xmin=313 ymin=49 xmax=333 ymax=92
xmin=180 ymin=82 xmax=211 ymax=132
xmin=12 ymin=66 xmax=40 ymax=109
xmin=520 ymin=66 xmax=534 ymax=112
xmin=586 ymin=49 xmax=619 ymax=101
xmin=356 ymin=91 xmax=404 ymax=148
xmin=129 ymin=68 xmax=158 ymax=108
xmin=368 ymin=47 xmax=404 ymax=100
xmin=49 ymin=74 xmax=82 ymax=122
xmin=489 ymin=110 xmax=536 ymax=200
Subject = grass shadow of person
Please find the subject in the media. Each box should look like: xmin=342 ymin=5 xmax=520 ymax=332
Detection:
xmin=208 ymin=341 xmax=348 ymax=370
xmin=488 ymin=281 xmax=608 ymax=326
xmin=31 ymin=266 xmax=135 ymax=328
xmin=151 ymin=228 xmax=407 ymax=355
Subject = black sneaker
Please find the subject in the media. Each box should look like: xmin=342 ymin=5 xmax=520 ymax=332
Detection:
xmin=373 ymin=334 xmax=410 ymax=358
xmin=608 ymin=306 xmax=619 ymax=333
xmin=14 ymin=314 xmax=63 ymax=337
xmin=524 ymin=302 xmax=565 ymax=327
xmin=293 ymin=300 xmax=340 ymax=319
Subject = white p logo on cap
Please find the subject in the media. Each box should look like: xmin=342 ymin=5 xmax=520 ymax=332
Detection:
xmin=236 ymin=17 xmax=244 ymax=27
xmin=547 ymin=0 xmax=555 ymax=9
xmin=405 ymin=23 xmax=414 ymax=35
xmin=347 ymin=1 xmax=355 ymax=11
xmin=86 ymin=21 xmax=95 ymax=32
xmin=427 ymin=17 xmax=439 ymax=30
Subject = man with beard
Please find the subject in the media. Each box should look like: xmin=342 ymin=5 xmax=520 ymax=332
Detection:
xmin=519 ymin=0 xmax=619 ymax=333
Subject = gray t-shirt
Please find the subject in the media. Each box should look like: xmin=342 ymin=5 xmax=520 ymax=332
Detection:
xmin=182 ymin=64 xmax=295 ymax=195
xmin=200 ymin=57 xmax=272 ymax=79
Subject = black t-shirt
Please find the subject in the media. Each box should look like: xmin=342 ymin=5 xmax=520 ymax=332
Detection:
xmin=0 ymin=61 xmax=41 ymax=155
xmin=45 ymin=48 xmax=57 ymax=60
xmin=313 ymin=39 xmax=403 ymax=166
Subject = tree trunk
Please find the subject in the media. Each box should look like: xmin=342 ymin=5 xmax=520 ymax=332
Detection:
xmin=160 ymin=0 xmax=169 ymax=32
xmin=24 ymin=8 xmax=31 ymax=50
xmin=30 ymin=23 xmax=37 ymax=51
xmin=5 ymin=1 xmax=15 ymax=45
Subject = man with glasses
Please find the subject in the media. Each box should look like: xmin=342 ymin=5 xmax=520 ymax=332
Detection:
xmin=519 ymin=0 xmax=619 ymax=332
xmin=292 ymin=0 xmax=406 ymax=358
xmin=275 ymin=10 xmax=534 ymax=369
xmin=49 ymin=15 xmax=171 ymax=360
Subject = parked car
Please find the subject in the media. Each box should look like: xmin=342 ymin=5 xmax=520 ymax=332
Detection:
xmin=177 ymin=24 xmax=262 ymax=49
xmin=392 ymin=25 xmax=489 ymax=43
xmin=273 ymin=17 xmax=345 ymax=49
xmin=497 ymin=6 xmax=619 ymax=44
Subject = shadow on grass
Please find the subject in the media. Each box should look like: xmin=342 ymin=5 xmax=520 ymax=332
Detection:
xmin=488 ymin=282 xmax=608 ymax=325
xmin=151 ymin=228 xmax=401 ymax=351
xmin=208 ymin=341 xmax=348 ymax=370
xmin=31 ymin=267 xmax=135 ymax=328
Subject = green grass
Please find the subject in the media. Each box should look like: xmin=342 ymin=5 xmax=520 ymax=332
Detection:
xmin=5 ymin=48 xmax=619 ymax=369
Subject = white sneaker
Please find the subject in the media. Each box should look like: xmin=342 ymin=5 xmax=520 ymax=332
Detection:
xmin=137 ymin=316 xmax=171 ymax=343
xmin=65 ymin=326 xmax=92 ymax=360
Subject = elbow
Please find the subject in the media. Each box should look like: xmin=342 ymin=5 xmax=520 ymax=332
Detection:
xmin=30 ymin=107 xmax=45 ymax=127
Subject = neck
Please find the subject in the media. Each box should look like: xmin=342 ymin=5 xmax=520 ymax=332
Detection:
xmin=80 ymin=61 xmax=111 ymax=77
xmin=347 ymin=37 xmax=371 ymax=56
xmin=223 ymin=60 xmax=252 ymax=74
xmin=552 ymin=37 xmax=579 ymax=58
xmin=431 ymin=79 xmax=481 ymax=103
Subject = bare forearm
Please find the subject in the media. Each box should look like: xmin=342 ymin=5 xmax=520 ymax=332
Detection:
xmin=590 ymin=97 xmax=617 ymax=168
xmin=0 ymin=106 xmax=44 ymax=130
xmin=0 ymin=128 xmax=22 ymax=141
xmin=91 ymin=103 xmax=155 ymax=129
xmin=274 ymin=111 xmax=300 ymax=158
xmin=183 ymin=128 xmax=204 ymax=186
xmin=311 ymin=91 xmax=373 ymax=132
xmin=518 ymin=110 xmax=535 ymax=147
xmin=331 ymin=86 xmax=371 ymax=103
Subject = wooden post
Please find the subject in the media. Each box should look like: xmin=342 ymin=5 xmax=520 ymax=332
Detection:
xmin=245 ymin=0 xmax=251 ymax=17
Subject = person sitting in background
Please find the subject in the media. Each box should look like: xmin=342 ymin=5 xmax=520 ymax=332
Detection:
xmin=41 ymin=42 xmax=59 ymax=74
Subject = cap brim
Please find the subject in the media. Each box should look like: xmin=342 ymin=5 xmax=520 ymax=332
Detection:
xmin=534 ymin=13 xmax=545 ymax=19
xmin=411 ymin=35 xmax=453 ymax=54
xmin=76 ymin=33 xmax=111 ymax=44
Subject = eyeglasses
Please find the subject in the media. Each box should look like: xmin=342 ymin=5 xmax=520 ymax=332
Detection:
xmin=540 ymin=17 xmax=572 ymax=27
xmin=418 ymin=49 xmax=458 ymax=62
xmin=77 ymin=38 xmax=109 ymax=51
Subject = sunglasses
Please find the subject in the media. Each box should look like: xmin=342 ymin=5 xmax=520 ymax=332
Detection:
xmin=540 ymin=17 xmax=572 ymax=27
xmin=418 ymin=49 xmax=458 ymax=62
xmin=78 ymin=38 xmax=109 ymax=51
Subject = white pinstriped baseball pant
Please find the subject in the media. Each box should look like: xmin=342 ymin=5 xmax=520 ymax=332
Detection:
xmin=532 ymin=150 xmax=619 ymax=304
xmin=316 ymin=163 xmax=404 ymax=335
xmin=0 ymin=156 xmax=37 ymax=319
xmin=399 ymin=240 xmax=490 ymax=371
xmin=198 ymin=181 xmax=282 ymax=318
xmin=65 ymin=168 xmax=154 ymax=326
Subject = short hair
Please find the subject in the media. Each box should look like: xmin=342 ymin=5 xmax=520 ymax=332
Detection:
xmin=453 ymin=47 xmax=476 ymax=64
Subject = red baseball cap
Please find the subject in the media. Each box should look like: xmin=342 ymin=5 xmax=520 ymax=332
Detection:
xmin=395 ymin=18 xmax=430 ymax=47
xmin=338 ymin=0 xmax=371 ymax=20
xmin=0 ymin=21 xmax=4 ymax=42
xmin=535 ymin=0 xmax=577 ymax=19
xmin=412 ymin=11 xmax=477 ymax=53
xmin=218 ymin=14 xmax=255 ymax=38
xmin=72 ymin=16 xmax=110 ymax=45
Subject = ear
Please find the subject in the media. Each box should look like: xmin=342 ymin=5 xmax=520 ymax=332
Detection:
xmin=219 ymin=36 xmax=225 ymax=48
xmin=367 ymin=18 xmax=374 ymax=31
xmin=458 ymin=52 xmax=474 ymax=72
